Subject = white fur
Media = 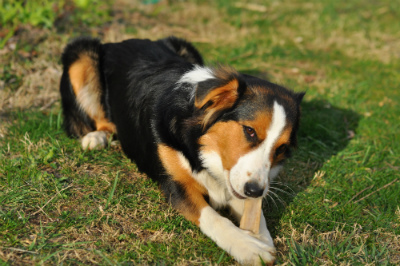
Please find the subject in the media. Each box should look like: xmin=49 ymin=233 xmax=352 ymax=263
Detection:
xmin=198 ymin=151 xmax=224 ymax=180
xmin=178 ymin=151 xmax=230 ymax=209
xmin=176 ymin=65 xmax=215 ymax=101
xmin=229 ymin=101 xmax=287 ymax=198
xmin=199 ymin=206 xmax=276 ymax=265
xmin=269 ymin=165 xmax=283 ymax=180
xmin=77 ymin=84 xmax=103 ymax=119
xmin=195 ymin=170 xmax=230 ymax=209
xmin=175 ymin=102 xmax=286 ymax=264
xmin=259 ymin=211 xmax=274 ymax=246
xmin=178 ymin=65 xmax=214 ymax=85
xmin=81 ymin=131 xmax=108 ymax=150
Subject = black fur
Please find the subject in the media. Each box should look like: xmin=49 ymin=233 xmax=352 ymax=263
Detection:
xmin=60 ymin=37 xmax=208 ymax=199
xmin=60 ymin=38 xmax=102 ymax=137
xmin=60 ymin=37 xmax=305 ymax=264
xmin=161 ymin=36 xmax=204 ymax=65
xmin=60 ymin=36 xmax=304 ymax=193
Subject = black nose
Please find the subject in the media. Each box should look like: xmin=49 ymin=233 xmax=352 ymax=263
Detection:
xmin=244 ymin=181 xmax=264 ymax=198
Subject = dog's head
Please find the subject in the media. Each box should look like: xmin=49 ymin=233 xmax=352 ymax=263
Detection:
xmin=185 ymin=66 xmax=304 ymax=199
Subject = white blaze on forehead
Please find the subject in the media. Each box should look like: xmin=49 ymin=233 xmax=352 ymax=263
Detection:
xmin=229 ymin=101 xmax=287 ymax=197
xmin=178 ymin=65 xmax=214 ymax=84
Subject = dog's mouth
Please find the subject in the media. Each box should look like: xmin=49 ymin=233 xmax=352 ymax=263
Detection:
xmin=229 ymin=181 xmax=246 ymax=200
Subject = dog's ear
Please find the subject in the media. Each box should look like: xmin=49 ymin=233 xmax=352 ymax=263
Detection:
xmin=295 ymin=92 xmax=305 ymax=104
xmin=194 ymin=71 xmax=242 ymax=128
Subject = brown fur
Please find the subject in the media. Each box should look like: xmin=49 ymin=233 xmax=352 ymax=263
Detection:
xmin=68 ymin=54 xmax=116 ymax=135
xmin=158 ymin=144 xmax=208 ymax=225
xmin=271 ymin=128 xmax=292 ymax=167
xmin=199 ymin=121 xmax=253 ymax=170
xmin=195 ymin=79 xmax=240 ymax=128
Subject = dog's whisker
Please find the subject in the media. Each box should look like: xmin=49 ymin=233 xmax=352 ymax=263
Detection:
xmin=263 ymin=196 xmax=271 ymax=209
xmin=266 ymin=193 xmax=280 ymax=210
xmin=270 ymin=182 xmax=296 ymax=194
xmin=268 ymin=190 xmax=286 ymax=208
xmin=269 ymin=186 xmax=295 ymax=197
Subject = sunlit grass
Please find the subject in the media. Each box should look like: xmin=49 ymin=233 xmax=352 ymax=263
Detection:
xmin=1 ymin=0 xmax=399 ymax=264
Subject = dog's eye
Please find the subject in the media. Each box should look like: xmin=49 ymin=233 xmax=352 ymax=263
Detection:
xmin=275 ymin=144 xmax=288 ymax=156
xmin=243 ymin=126 xmax=257 ymax=140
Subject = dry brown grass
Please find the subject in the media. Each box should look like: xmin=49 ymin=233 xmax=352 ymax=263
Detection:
xmin=0 ymin=1 xmax=242 ymax=120
xmin=109 ymin=0 xmax=248 ymax=44
xmin=260 ymin=2 xmax=400 ymax=64
xmin=0 ymin=29 xmax=63 ymax=112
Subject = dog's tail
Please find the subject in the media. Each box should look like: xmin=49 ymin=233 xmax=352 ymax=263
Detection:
xmin=161 ymin=36 xmax=204 ymax=65
xmin=60 ymin=38 xmax=113 ymax=138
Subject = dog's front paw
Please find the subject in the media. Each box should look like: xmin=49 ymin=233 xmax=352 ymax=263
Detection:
xmin=232 ymin=232 xmax=276 ymax=266
xmin=258 ymin=230 xmax=274 ymax=248
xmin=199 ymin=206 xmax=275 ymax=265
xmin=81 ymin=131 xmax=108 ymax=150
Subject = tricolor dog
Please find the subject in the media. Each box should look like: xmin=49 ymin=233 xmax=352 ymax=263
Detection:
xmin=60 ymin=36 xmax=304 ymax=265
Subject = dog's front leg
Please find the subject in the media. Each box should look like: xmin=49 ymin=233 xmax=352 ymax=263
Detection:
xmin=228 ymin=198 xmax=275 ymax=249
xmin=164 ymin=176 xmax=275 ymax=265
xmin=158 ymin=144 xmax=275 ymax=264
xmin=167 ymin=185 xmax=275 ymax=264
xmin=199 ymin=205 xmax=275 ymax=265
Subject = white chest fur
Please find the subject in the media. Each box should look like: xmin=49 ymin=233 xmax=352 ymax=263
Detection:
xmin=176 ymin=151 xmax=231 ymax=208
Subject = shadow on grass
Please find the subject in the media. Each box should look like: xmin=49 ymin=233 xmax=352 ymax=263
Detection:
xmin=263 ymin=98 xmax=361 ymax=235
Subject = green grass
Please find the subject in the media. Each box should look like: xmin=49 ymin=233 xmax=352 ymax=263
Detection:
xmin=1 ymin=0 xmax=400 ymax=265
xmin=0 ymin=0 xmax=112 ymax=48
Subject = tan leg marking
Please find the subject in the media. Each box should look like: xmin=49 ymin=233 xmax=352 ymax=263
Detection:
xmin=68 ymin=54 xmax=116 ymax=135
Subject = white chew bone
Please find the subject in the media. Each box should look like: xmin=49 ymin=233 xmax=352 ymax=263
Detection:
xmin=239 ymin=198 xmax=262 ymax=234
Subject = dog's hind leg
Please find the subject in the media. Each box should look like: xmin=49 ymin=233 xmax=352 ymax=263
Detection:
xmin=69 ymin=54 xmax=116 ymax=150
xmin=61 ymin=39 xmax=116 ymax=150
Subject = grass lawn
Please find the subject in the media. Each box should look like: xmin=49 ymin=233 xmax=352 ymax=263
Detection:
xmin=1 ymin=0 xmax=399 ymax=265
